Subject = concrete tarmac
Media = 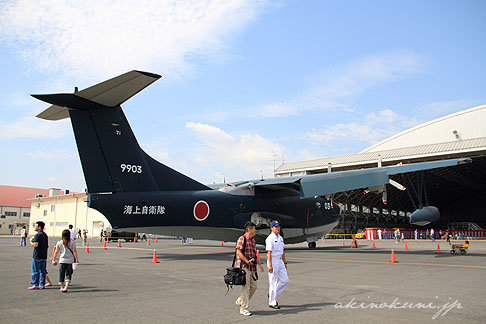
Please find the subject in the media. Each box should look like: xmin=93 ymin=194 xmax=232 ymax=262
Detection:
xmin=1 ymin=236 xmax=485 ymax=324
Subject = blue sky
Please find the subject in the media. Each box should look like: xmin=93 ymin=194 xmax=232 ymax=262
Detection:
xmin=0 ymin=0 xmax=485 ymax=192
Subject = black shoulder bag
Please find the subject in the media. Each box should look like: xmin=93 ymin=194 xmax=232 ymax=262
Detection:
xmin=224 ymin=236 xmax=247 ymax=293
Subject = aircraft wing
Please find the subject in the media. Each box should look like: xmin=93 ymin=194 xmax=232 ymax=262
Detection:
xmin=254 ymin=157 xmax=471 ymax=198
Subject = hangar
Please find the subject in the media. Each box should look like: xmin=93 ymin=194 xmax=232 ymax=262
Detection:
xmin=275 ymin=105 xmax=486 ymax=232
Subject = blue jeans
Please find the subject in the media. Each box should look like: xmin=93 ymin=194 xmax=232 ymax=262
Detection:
xmin=31 ymin=258 xmax=47 ymax=287
xmin=20 ymin=237 xmax=27 ymax=246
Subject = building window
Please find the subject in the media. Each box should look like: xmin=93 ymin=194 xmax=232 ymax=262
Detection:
xmin=50 ymin=222 xmax=54 ymax=227
xmin=55 ymin=222 xmax=68 ymax=227
xmin=51 ymin=205 xmax=55 ymax=212
xmin=43 ymin=210 xmax=47 ymax=217
xmin=23 ymin=212 xmax=30 ymax=217
xmin=5 ymin=212 xmax=17 ymax=217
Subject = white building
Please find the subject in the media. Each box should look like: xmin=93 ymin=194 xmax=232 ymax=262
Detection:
xmin=29 ymin=189 xmax=111 ymax=238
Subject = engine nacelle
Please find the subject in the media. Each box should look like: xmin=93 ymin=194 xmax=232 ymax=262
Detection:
xmin=409 ymin=206 xmax=440 ymax=226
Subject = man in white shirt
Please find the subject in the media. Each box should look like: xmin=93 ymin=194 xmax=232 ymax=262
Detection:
xmin=266 ymin=220 xmax=289 ymax=309
xmin=69 ymin=224 xmax=77 ymax=241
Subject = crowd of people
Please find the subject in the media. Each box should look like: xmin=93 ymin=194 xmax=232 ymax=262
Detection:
xmin=374 ymin=228 xmax=470 ymax=242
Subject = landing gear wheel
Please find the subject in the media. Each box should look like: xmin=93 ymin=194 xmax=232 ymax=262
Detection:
xmin=308 ymin=242 xmax=317 ymax=249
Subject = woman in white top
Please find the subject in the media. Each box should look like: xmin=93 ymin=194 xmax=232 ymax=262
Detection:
xmin=52 ymin=229 xmax=79 ymax=292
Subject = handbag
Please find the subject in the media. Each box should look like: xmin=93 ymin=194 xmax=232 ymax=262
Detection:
xmin=66 ymin=245 xmax=78 ymax=270
xmin=224 ymin=236 xmax=247 ymax=293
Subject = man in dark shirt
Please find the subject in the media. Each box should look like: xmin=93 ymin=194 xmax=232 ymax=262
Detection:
xmin=28 ymin=221 xmax=49 ymax=290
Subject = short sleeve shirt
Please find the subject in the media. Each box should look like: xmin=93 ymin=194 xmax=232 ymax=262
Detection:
xmin=55 ymin=240 xmax=76 ymax=264
xmin=236 ymin=234 xmax=257 ymax=271
xmin=265 ymin=232 xmax=284 ymax=259
xmin=32 ymin=231 xmax=48 ymax=259
xmin=70 ymin=229 xmax=77 ymax=241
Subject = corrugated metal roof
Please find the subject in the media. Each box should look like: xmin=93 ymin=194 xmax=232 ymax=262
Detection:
xmin=275 ymin=137 xmax=486 ymax=174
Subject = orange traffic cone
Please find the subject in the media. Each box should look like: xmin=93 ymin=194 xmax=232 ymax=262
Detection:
xmin=436 ymin=244 xmax=441 ymax=254
xmin=221 ymin=241 xmax=224 ymax=246
xmin=85 ymin=242 xmax=90 ymax=253
xmin=133 ymin=236 xmax=137 ymax=243
xmin=389 ymin=249 xmax=398 ymax=263
xmin=342 ymin=239 xmax=345 ymax=246
xmin=372 ymin=240 xmax=376 ymax=248
xmin=118 ymin=240 xmax=121 ymax=248
xmin=151 ymin=249 xmax=159 ymax=263
xmin=147 ymin=239 xmax=151 ymax=246
xmin=155 ymin=237 xmax=158 ymax=243
xmin=103 ymin=240 xmax=107 ymax=250
xmin=404 ymin=242 xmax=409 ymax=251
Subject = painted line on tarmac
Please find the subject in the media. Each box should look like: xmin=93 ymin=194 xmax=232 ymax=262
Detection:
xmin=87 ymin=245 xmax=225 ymax=252
xmin=287 ymin=256 xmax=486 ymax=269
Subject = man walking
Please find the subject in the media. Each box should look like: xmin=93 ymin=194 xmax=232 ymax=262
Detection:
xmin=69 ymin=224 xmax=77 ymax=241
xmin=20 ymin=226 xmax=27 ymax=246
xmin=235 ymin=221 xmax=264 ymax=316
xmin=28 ymin=221 xmax=48 ymax=290
xmin=266 ymin=220 xmax=289 ymax=309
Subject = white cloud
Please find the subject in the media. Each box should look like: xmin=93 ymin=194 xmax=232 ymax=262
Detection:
xmin=297 ymin=149 xmax=320 ymax=161
xmin=0 ymin=0 xmax=268 ymax=83
xmin=0 ymin=116 xmax=70 ymax=139
xmin=28 ymin=150 xmax=72 ymax=161
xmin=256 ymin=52 xmax=421 ymax=117
xmin=185 ymin=121 xmax=284 ymax=182
xmin=305 ymin=108 xmax=418 ymax=147
xmin=28 ymin=151 xmax=57 ymax=160
xmin=413 ymin=100 xmax=480 ymax=120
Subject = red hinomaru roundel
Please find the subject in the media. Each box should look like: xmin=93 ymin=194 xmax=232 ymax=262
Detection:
xmin=193 ymin=200 xmax=210 ymax=221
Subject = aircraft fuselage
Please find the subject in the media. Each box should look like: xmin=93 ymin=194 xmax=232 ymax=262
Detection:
xmin=88 ymin=189 xmax=340 ymax=244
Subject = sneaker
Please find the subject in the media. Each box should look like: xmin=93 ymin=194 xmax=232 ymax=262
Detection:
xmin=27 ymin=286 xmax=39 ymax=290
xmin=60 ymin=288 xmax=68 ymax=293
xmin=239 ymin=310 xmax=252 ymax=316
xmin=39 ymin=286 xmax=45 ymax=290
xmin=269 ymin=304 xmax=280 ymax=309
xmin=45 ymin=283 xmax=52 ymax=287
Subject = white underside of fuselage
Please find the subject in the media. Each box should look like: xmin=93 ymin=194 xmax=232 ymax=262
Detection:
xmin=120 ymin=221 xmax=338 ymax=245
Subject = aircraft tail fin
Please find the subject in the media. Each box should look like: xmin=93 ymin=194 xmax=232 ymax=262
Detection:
xmin=36 ymin=70 xmax=161 ymax=120
xmin=33 ymin=70 xmax=210 ymax=193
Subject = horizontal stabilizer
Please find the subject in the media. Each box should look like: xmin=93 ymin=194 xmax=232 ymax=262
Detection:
xmin=35 ymin=70 xmax=161 ymax=120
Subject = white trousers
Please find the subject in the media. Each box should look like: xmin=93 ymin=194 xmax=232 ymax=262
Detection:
xmin=268 ymin=258 xmax=289 ymax=306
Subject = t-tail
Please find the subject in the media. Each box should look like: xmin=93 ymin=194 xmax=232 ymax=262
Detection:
xmin=33 ymin=70 xmax=209 ymax=193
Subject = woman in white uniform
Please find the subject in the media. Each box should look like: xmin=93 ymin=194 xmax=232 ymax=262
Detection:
xmin=266 ymin=220 xmax=289 ymax=309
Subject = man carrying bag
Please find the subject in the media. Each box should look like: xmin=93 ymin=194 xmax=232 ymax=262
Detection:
xmin=234 ymin=221 xmax=264 ymax=316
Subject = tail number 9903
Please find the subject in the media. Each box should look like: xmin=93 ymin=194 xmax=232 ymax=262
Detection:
xmin=120 ymin=164 xmax=142 ymax=174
